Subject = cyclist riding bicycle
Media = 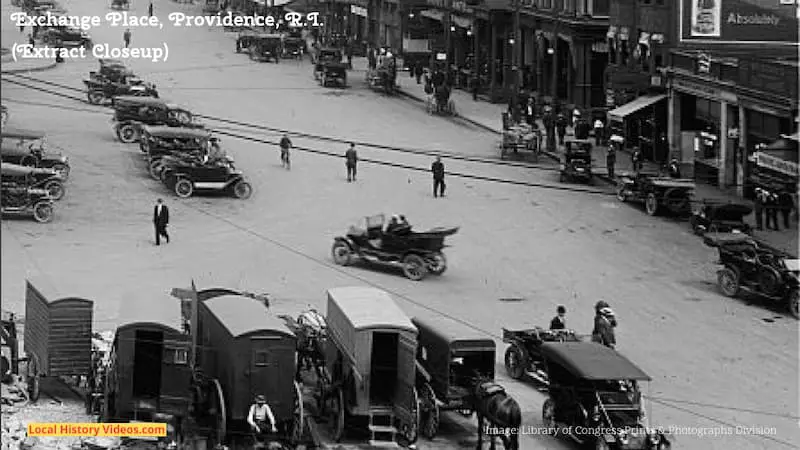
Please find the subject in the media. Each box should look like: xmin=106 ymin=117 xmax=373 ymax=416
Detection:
xmin=279 ymin=134 xmax=292 ymax=169
xmin=248 ymin=394 xmax=278 ymax=448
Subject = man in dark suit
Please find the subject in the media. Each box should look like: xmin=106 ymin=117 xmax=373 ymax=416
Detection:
xmin=550 ymin=305 xmax=566 ymax=330
xmin=153 ymin=198 xmax=169 ymax=245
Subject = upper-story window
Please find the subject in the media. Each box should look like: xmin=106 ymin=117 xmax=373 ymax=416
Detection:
xmin=539 ymin=0 xmax=553 ymax=8
xmin=591 ymin=0 xmax=609 ymax=16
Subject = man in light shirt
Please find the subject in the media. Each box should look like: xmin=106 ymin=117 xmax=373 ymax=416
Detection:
xmin=248 ymin=394 xmax=277 ymax=442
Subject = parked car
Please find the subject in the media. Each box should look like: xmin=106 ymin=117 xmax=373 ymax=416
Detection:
xmin=248 ymin=34 xmax=283 ymax=62
xmin=1 ymin=128 xmax=70 ymax=179
xmin=690 ymin=202 xmax=752 ymax=235
xmin=0 ymin=185 xmax=54 ymax=223
xmin=1 ymin=163 xmax=65 ymax=201
xmin=617 ymin=172 xmax=695 ymax=216
xmin=111 ymin=97 xmax=198 ymax=143
xmin=704 ymin=232 xmax=799 ymax=318
xmin=39 ymin=25 xmax=91 ymax=48
xmin=161 ymin=158 xmax=252 ymax=199
xmin=559 ymin=139 xmax=593 ymax=184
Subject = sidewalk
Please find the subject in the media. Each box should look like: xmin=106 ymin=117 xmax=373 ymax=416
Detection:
xmin=387 ymin=61 xmax=798 ymax=256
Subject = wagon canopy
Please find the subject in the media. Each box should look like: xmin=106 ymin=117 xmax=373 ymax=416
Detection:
xmin=412 ymin=316 xmax=495 ymax=355
xmin=326 ymin=287 xmax=415 ymax=333
xmin=1 ymin=127 xmax=46 ymax=140
xmin=202 ymin=295 xmax=294 ymax=338
xmin=142 ymin=126 xmax=210 ymax=139
xmin=540 ymin=342 xmax=650 ymax=381
xmin=117 ymin=291 xmax=185 ymax=335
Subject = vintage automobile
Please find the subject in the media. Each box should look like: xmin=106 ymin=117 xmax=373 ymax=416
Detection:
xmin=90 ymin=59 xmax=132 ymax=83
xmin=318 ymin=287 xmax=419 ymax=445
xmin=319 ymin=61 xmax=348 ymax=87
xmin=331 ymin=214 xmax=459 ymax=281
xmin=502 ymin=326 xmax=580 ymax=385
xmin=1 ymin=163 xmax=65 ymax=201
xmin=541 ymin=342 xmax=672 ymax=450
xmin=559 ymin=139 xmax=593 ymax=184
xmin=690 ymin=202 xmax=752 ymax=235
xmin=193 ymin=293 xmax=304 ymax=447
xmin=102 ymin=291 xmax=191 ymax=445
xmin=704 ymin=232 xmax=799 ymax=318
xmin=111 ymin=97 xmax=197 ymax=143
xmin=39 ymin=24 xmax=92 ymax=48
xmin=282 ymin=37 xmax=304 ymax=59
xmin=248 ymin=34 xmax=283 ymax=62
xmin=1 ymin=128 xmax=70 ymax=179
xmin=1 ymin=185 xmax=54 ymax=223
xmin=161 ymin=158 xmax=252 ymax=200
xmin=314 ymin=48 xmax=343 ymax=80
xmin=500 ymin=113 xmax=538 ymax=161
xmin=617 ymin=172 xmax=695 ymax=216
xmin=366 ymin=57 xmax=397 ymax=95
xmin=412 ymin=315 xmax=495 ymax=439
xmin=140 ymin=126 xmax=212 ymax=178
xmin=110 ymin=0 xmax=130 ymax=9
xmin=84 ymin=75 xmax=158 ymax=104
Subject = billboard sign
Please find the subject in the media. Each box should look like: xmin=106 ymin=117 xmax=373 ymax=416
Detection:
xmin=679 ymin=0 xmax=799 ymax=45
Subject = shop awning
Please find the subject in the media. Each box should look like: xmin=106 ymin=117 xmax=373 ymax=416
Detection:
xmin=766 ymin=138 xmax=798 ymax=152
xmin=607 ymin=95 xmax=666 ymax=122
xmin=420 ymin=10 xmax=472 ymax=28
xmin=421 ymin=9 xmax=444 ymax=22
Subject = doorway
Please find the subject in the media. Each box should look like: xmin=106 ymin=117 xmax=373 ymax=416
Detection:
xmin=132 ymin=330 xmax=163 ymax=399
xmin=369 ymin=332 xmax=398 ymax=405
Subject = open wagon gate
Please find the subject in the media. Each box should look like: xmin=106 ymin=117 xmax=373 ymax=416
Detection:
xmin=23 ymin=278 xmax=94 ymax=403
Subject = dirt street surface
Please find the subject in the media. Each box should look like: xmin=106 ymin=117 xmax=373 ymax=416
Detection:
xmin=2 ymin=1 xmax=798 ymax=449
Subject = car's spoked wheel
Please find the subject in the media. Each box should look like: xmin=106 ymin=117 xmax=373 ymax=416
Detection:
xmin=331 ymin=242 xmax=352 ymax=266
xmin=44 ymin=180 xmax=65 ymax=201
xmin=116 ymin=124 xmax=138 ymax=143
xmin=233 ymin=181 xmax=252 ymax=199
xmin=717 ymin=268 xmax=740 ymax=297
xmin=290 ymin=381 xmax=304 ymax=445
xmin=402 ymin=254 xmax=427 ymax=281
xmin=87 ymin=91 xmax=104 ymax=104
xmin=429 ymin=252 xmax=447 ymax=275
xmin=504 ymin=346 xmax=525 ymax=379
xmin=787 ymin=290 xmax=799 ymax=320
xmin=148 ymin=160 xmax=163 ymax=180
xmin=51 ymin=163 xmax=69 ymax=180
xmin=174 ymin=179 xmax=194 ymax=198
xmin=327 ymin=388 xmax=345 ymax=442
xmin=645 ymin=193 xmax=659 ymax=216
xmin=32 ymin=202 xmax=54 ymax=223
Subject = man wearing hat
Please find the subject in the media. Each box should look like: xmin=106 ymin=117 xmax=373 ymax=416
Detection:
xmin=248 ymin=394 xmax=277 ymax=441
xmin=549 ymin=305 xmax=567 ymax=330
xmin=591 ymin=301 xmax=617 ymax=349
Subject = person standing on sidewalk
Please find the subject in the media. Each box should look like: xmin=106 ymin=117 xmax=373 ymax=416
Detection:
xmin=606 ymin=144 xmax=616 ymax=179
xmin=432 ymin=157 xmax=445 ymax=198
xmin=345 ymin=143 xmax=357 ymax=182
xmin=766 ymin=191 xmax=781 ymax=231
xmin=754 ymin=188 xmax=766 ymax=231
xmin=593 ymin=119 xmax=605 ymax=146
xmin=556 ymin=114 xmax=567 ymax=147
xmin=123 ymin=28 xmax=131 ymax=48
xmin=415 ymin=63 xmax=424 ymax=85
xmin=631 ymin=148 xmax=643 ymax=173
xmin=778 ymin=188 xmax=794 ymax=228
xmin=28 ymin=33 xmax=35 ymax=49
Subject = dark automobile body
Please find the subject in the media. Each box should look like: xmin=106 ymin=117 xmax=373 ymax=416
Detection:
xmin=703 ymin=232 xmax=799 ymax=318
xmin=560 ymin=139 xmax=593 ymax=183
xmin=1 ymin=162 xmax=65 ymax=201
xmin=541 ymin=342 xmax=670 ymax=449
xmin=282 ymin=37 xmax=304 ymax=59
xmin=331 ymin=214 xmax=459 ymax=281
xmin=39 ymin=25 xmax=91 ymax=48
xmin=84 ymin=76 xmax=158 ymax=104
xmin=248 ymin=34 xmax=283 ymax=62
xmin=314 ymin=48 xmax=343 ymax=81
xmin=318 ymin=62 xmax=348 ymax=87
xmin=140 ymin=126 xmax=212 ymax=179
xmin=413 ymin=315 xmax=495 ymax=439
xmin=0 ymin=128 xmax=70 ymax=179
xmin=110 ymin=0 xmax=130 ymax=10
xmin=690 ymin=202 xmax=752 ymax=235
xmin=617 ymin=172 xmax=695 ymax=216
xmin=161 ymin=158 xmax=252 ymax=199
xmin=0 ymin=185 xmax=55 ymax=223
xmin=111 ymin=97 xmax=197 ymax=143
xmin=92 ymin=59 xmax=132 ymax=83
xmin=502 ymin=327 xmax=580 ymax=385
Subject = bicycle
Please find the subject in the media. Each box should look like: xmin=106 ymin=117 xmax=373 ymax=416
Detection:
xmin=280 ymin=147 xmax=291 ymax=170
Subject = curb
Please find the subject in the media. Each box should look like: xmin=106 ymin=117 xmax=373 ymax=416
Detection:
xmin=1 ymin=62 xmax=58 ymax=74
xmin=395 ymin=87 xmax=502 ymax=135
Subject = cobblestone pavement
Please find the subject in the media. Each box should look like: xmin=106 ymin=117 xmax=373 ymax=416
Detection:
xmin=1 ymin=1 xmax=798 ymax=449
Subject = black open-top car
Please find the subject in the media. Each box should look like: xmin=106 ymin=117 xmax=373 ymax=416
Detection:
xmin=161 ymin=158 xmax=252 ymax=200
xmin=1 ymin=162 xmax=65 ymax=201
xmin=39 ymin=24 xmax=91 ymax=48
xmin=690 ymin=202 xmax=752 ymax=235
xmin=0 ymin=127 xmax=70 ymax=179
xmin=560 ymin=139 xmax=593 ymax=184
xmin=111 ymin=97 xmax=198 ymax=143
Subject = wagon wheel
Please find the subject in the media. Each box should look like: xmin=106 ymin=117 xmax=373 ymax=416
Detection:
xmin=326 ymin=387 xmax=345 ymax=442
xmin=290 ymin=381 xmax=305 ymax=444
xmin=420 ymin=383 xmax=439 ymax=439
xmin=717 ymin=267 xmax=740 ymax=297
xmin=26 ymin=353 xmax=41 ymax=402
xmin=400 ymin=386 xmax=420 ymax=445
xmin=314 ymin=366 xmax=331 ymax=416
xmin=209 ymin=378 xmax=227 ymax=447
xmin=504 ymin=345 xmax=526 ymax=380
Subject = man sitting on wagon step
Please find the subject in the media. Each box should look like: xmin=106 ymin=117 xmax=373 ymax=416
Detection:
xmin=248 ymin=394 xmax=277 ymax=441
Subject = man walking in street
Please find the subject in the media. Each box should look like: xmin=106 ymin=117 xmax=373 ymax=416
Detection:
xmin=148 ymin=2 xmax=154 ymax=17
xmin=153 ymin=198 xmax=169 ymax=246
xmin=279 ymin=134 xmax=292 ymax=170
xmin=606 ymin=144 xmax=616 ymax=179
xmin=123 ymin=28 xmax=131 ymax=48
xmin=556 ymin=114 xmax=567 ymax=147
xmin=593 ymin=118 xmax=605 ymax=146
xmin=345 ymin=143 xmax=357 ymax=182
xmin=432 ymin=156 xmax=445 ymax=198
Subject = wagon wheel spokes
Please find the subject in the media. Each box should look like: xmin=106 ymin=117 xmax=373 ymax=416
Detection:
xmin=420 ymin=383 xmax=439 ymax=439
xmin=328 ymin=388 xmax=345 ymax=442
xmin=210 ymin=378 xmax=227 ymax=446
xmin=315 ymin=366 xmax=331 ymax=416
xmin=26 ymin=353 xmax=41 ymax=402
xmin=291 ymin=381 xmax=305 ymax=445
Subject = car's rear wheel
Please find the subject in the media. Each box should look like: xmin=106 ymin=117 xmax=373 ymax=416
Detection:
xmin=32 ymin=202 xmax=53 ymax=223
xmin=174 ymin=178 xmax=193 ymax=198
xmin=787 ymin=290 xmax=799 ymax=320
xmin=232 ymin=181 xmax=252 ymax=199
xmin=718 ymin=267 xmax=740 ymax=297
xmin=645 ymin=192 xmax=660 ymax=216
xmin=402 ymin=254 xmax=427 ymax=281
xmin=148 ymin=160 xmax=163 ymax=180
xmin=331 ymin=241 xmax=352 ymax=266
xmin=116 ymin=124 xmax=138 ymax=143
xmin=87 ymin=91 xmax=104 ymax=104
xmin=429 ymin=252 xmax=447 ymax=275
xmin=44 ymin=180 xmax=65 ymax=201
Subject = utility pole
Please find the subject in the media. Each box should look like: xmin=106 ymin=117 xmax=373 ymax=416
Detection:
xmin=444 ymin=0 xmax=452 ymax=69
xmin=511 ymin=0 xmax=521 ymax=123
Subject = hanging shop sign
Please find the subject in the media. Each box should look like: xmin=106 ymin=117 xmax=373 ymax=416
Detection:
xmin=350 ymin=5 xmax=367 ymax=17
xmin=753 ymin=152 xmax=800 ymax=177
xmin=672 ymin=78 xmax=737 ymax=103
xmin=679 ymin=0 xmax=799 ymax=45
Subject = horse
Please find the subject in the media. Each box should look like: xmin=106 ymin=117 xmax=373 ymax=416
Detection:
xmin=294 ymin=309 xmax=327 ymax=381
xmin=470 ymin=377 xmax=521 ymax=450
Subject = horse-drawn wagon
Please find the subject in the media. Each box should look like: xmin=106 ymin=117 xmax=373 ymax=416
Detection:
xmin=194 ymin=294 xmax=304 ymax=447
xmin=500 ymin=113 xmax=539 ymax=160
xmin=319 ymin=287 xmax=419 ymax=446
xmin=412 ymin=315 xmax=495 ymax=439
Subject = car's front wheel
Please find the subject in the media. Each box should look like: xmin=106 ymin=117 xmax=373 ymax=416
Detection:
xmin=331 ymin=241 xmax=352 ymax=266
xmin=116 ymin=124 xmax=138 ymax=143
xmin=44 ymin=180 xmax=65 ymax=201
xmin=174 ymin=178 xmax=194 ymax=198
xmin=32 ymin=202 xmax=54 ymax=223
xmin=232 ymin=180 xmax=252 ymax=199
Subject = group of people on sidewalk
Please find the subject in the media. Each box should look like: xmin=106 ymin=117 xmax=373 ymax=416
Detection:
xmin=754 ymin=187 xmax=795 ymax=231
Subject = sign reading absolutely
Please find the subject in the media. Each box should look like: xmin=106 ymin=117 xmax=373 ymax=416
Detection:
xmin=679 ymin=0 xmax=799 ymax=45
